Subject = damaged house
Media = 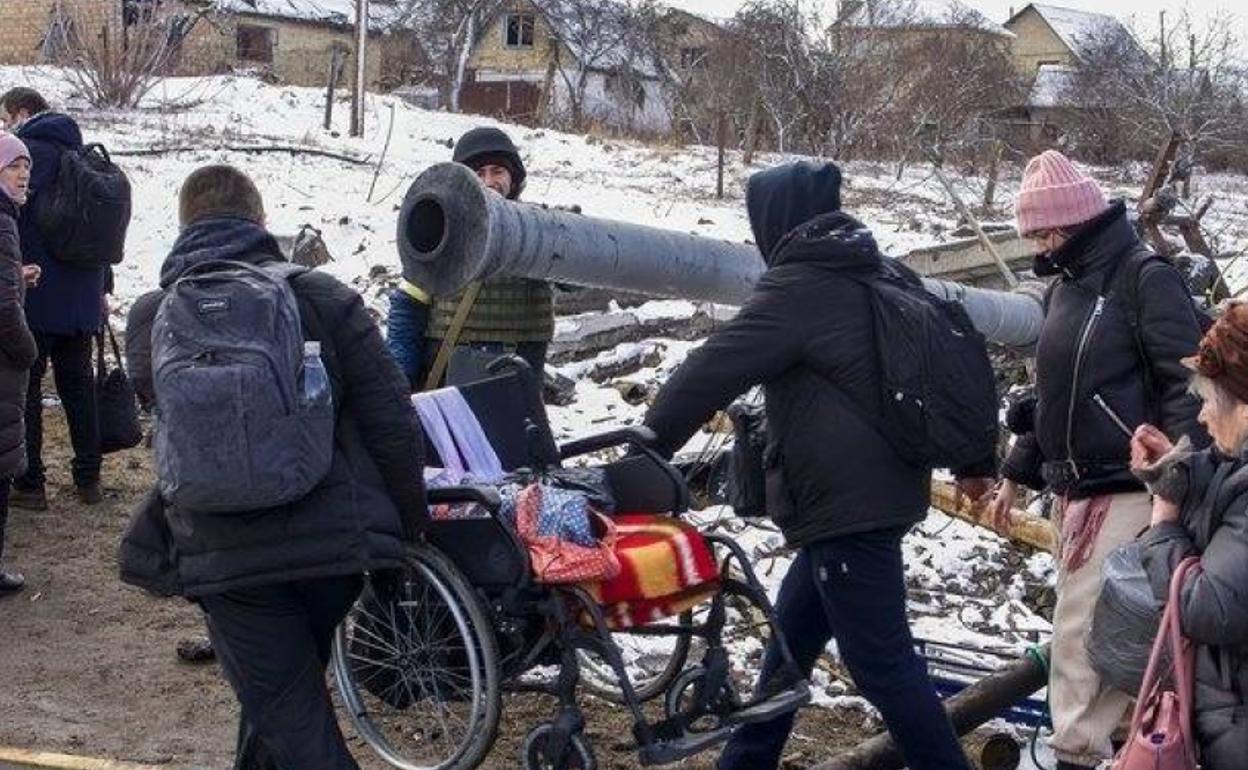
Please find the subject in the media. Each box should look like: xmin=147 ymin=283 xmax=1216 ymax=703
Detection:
xmin=0 ymin=0 xmax=430 ymax=91
xmin=459 ymin=0 xmax=672 ymax=134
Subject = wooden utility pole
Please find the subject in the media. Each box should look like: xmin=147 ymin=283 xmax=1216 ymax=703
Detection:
xmin=324 ymin=45 xmax=347 ymax=131
xmin=716 ymin=111 xmax=726 ymax=199
xmin=350 ymin=0 xmax=369 ymax=138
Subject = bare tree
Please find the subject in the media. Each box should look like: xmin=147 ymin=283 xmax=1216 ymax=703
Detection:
xmin=1063 ymin=9 xmax=1248 ymax=169
xmin=48 ymin=0 xmax=205 ymax=108
xmin=385 ymin=0 xmax=505 ymax=111
xmin=537 ymin=0 xmax=664 ymax=131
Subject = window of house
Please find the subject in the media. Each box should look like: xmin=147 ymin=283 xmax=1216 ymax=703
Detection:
xmin=606 ymin=72 xmax=646 ymax=109
xmin=236 ymin=24 xmax=276 ymax=63
xmin=505 ymin=13 xmax=535 ymax=48
xmin=680 ymin=47 xmax=707 ymax=68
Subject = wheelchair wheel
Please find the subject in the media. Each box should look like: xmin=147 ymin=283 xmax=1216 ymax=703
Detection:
xmin=522 ymin=723 xmax=596 ymax=770
xmin=576 ymin=609 xmax=698 ymax=703
xmin=663 ymin=666 xmax=740 ymax=724
xmin=333 ymin=543 xmax=501 ymax=770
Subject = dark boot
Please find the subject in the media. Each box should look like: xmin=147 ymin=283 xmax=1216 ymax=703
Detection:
xmin=9 ymin=485 xmax=47 ymax=511
xmin=75 ymin=482 xmax=103 ymax=505
xmin=0 ymin=569 xmax=25 ymax=596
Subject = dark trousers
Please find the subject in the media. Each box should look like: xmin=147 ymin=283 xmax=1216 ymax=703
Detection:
xmin=719 ymin=526 xmax=970 ymax=770
xmin=19 ymin=331 xmax=100 ymax=489
xmin=199 ymin=575 xmax=364 ymax=770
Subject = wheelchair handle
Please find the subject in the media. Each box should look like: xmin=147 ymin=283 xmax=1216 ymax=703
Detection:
xmin=427 ymin=484 xmax=503 ymax=510
xmin=558 ymin=426 xmax=660 ymax=459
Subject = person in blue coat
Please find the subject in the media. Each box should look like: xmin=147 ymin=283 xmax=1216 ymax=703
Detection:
xmin=1 ymin=88 xmax=108 ymax=509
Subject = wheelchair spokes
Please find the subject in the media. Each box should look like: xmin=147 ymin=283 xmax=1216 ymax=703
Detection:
xmin=333 ymin=546 xmax=501 ymax=770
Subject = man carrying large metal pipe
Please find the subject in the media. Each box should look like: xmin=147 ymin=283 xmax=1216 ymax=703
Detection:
xmin=387 ymin=127 xmax=555 ymax=391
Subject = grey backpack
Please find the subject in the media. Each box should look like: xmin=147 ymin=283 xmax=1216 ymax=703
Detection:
xmin=151 ymin=260 xmax=335 ymax=512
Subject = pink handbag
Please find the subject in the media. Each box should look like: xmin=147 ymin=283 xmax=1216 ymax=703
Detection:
xmin=1112 ymin=556 xmax=1202 ymax=770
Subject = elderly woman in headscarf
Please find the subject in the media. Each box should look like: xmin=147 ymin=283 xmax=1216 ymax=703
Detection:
xmin=1131 ymin=302 xmax=1248 ymax=770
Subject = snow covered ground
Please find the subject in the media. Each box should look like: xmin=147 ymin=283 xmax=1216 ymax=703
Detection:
xmin=5 ymin=64 xmax=1245 ymax=764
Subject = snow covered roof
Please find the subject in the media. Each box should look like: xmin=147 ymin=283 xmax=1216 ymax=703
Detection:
xmin=837 ymin=0 xmax=1014 ymax=38
xmin=659 ymin=4 xmax=732 ymax=29
xmin=214 ymin=0 xmax=411 ymax=33
xmin=1009 ymin=3 xmax=1137 ymax=60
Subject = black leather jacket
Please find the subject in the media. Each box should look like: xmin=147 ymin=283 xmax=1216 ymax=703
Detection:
xmin=1003 ymin=202 xmax=1206 ymax=497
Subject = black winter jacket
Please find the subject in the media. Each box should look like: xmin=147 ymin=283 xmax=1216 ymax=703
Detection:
xmin=1139 ymin=445 xmax=1248 ymax=770
xmin=0 ymin=194 xmax=37 ymax=480
xmin=16 ymin=112 xmax=109 ymax=336
xmin=645 ymin=163 xmax=978 ymax=548
xmin=1002 ymin=202 xmax=1206 ymax=497
xmin=118 ymin=218 xmax=426 ymax=597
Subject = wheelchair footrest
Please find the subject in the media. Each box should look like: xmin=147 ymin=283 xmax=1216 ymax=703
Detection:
xmin=638 ymin=725 xmax=734 ymax=766
xmin=727 ymin=681 xmax=811 ymax=726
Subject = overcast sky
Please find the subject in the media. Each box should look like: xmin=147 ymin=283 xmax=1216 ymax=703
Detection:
xmin=665 ymin=0 xmax=1246 ymax=39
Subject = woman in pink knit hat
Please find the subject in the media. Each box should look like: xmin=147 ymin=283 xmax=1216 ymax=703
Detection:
xmin=0 ymin=131 xmax=39 ymax=596
xmin=988 ymin=150 xmax=1208 ymax=769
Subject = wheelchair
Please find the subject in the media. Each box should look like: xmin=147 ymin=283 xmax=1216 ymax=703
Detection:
xmin=332 ymin=359 xmax=810 ymax=770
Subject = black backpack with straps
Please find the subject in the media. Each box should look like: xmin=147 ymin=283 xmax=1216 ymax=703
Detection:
xmin=834 ymin=260 xmax=1000 ymax=472
xmin=33 ymin=143 xmax=131 ymax=267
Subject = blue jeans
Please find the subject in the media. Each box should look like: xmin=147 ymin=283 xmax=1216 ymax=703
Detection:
xmin=385 ymin=289 xmax=430 ymax=390
xmin=719 ymin=526 xmax=970 ymax=770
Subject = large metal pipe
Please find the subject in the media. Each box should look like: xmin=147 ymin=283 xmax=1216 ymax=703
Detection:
xmin=398 ymin=162 xmax=1045 ymax=348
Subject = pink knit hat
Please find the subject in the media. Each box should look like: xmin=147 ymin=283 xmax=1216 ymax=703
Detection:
xmin=1015 ymin=150 xmax=1109 ymax=236
xmin=0 ymin=132 xmax=31 ymax=203
xmin=0 ymin=132 xmax=29 ymax=171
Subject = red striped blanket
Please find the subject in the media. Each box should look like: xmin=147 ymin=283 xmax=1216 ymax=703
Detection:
xmin=583 ymin=514 xmax=720 ymax=630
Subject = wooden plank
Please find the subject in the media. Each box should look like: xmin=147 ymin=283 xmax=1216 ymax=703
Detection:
xmin=901 ymin=231 xmax=1037 ymax=282
xmin=0 ymin=748 xmax=173 ymax=770
xmin=930 ymin=479 xmax=1055 ymax=553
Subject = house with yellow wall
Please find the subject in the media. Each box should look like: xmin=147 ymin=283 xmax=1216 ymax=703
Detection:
xmin=461 ymin=0 xmax=673 ymax=135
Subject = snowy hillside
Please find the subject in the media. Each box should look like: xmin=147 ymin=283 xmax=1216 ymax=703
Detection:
xmin=5 ymin=64 xmax=1247 ymax=764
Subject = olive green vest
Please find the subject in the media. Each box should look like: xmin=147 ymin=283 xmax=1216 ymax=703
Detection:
xmin=427 ymin=277 xmax=554 ymax=343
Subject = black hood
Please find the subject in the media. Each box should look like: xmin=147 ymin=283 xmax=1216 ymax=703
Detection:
xmin=769 ymin=211 xmax=882 ymax=273
xmin=746 ymin=161 xmax=843 ymax=264
xmin=16 ymin=111 xmax=82 ymax=149
xmin=160 ymin=217 xmax=285 ymax=288
xmin=1034 ymin=200 xmax=1137 ymax=278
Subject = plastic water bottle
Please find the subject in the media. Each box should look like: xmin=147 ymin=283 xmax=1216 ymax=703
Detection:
xmin=302 ymin=341 xmax=331 ymax=409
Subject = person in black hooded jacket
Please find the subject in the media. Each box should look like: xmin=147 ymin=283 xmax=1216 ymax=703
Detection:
xmin=988 ymin=150 xmax=1206 ymax=770
xmin=644 ymin=161 xmax=990 ymax=770
xmin=119 ymin=165 xmax=426 ymax=769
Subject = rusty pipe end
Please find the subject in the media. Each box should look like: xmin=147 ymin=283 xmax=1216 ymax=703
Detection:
xmin=397 ymin=162 xmax=491 ymax=295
